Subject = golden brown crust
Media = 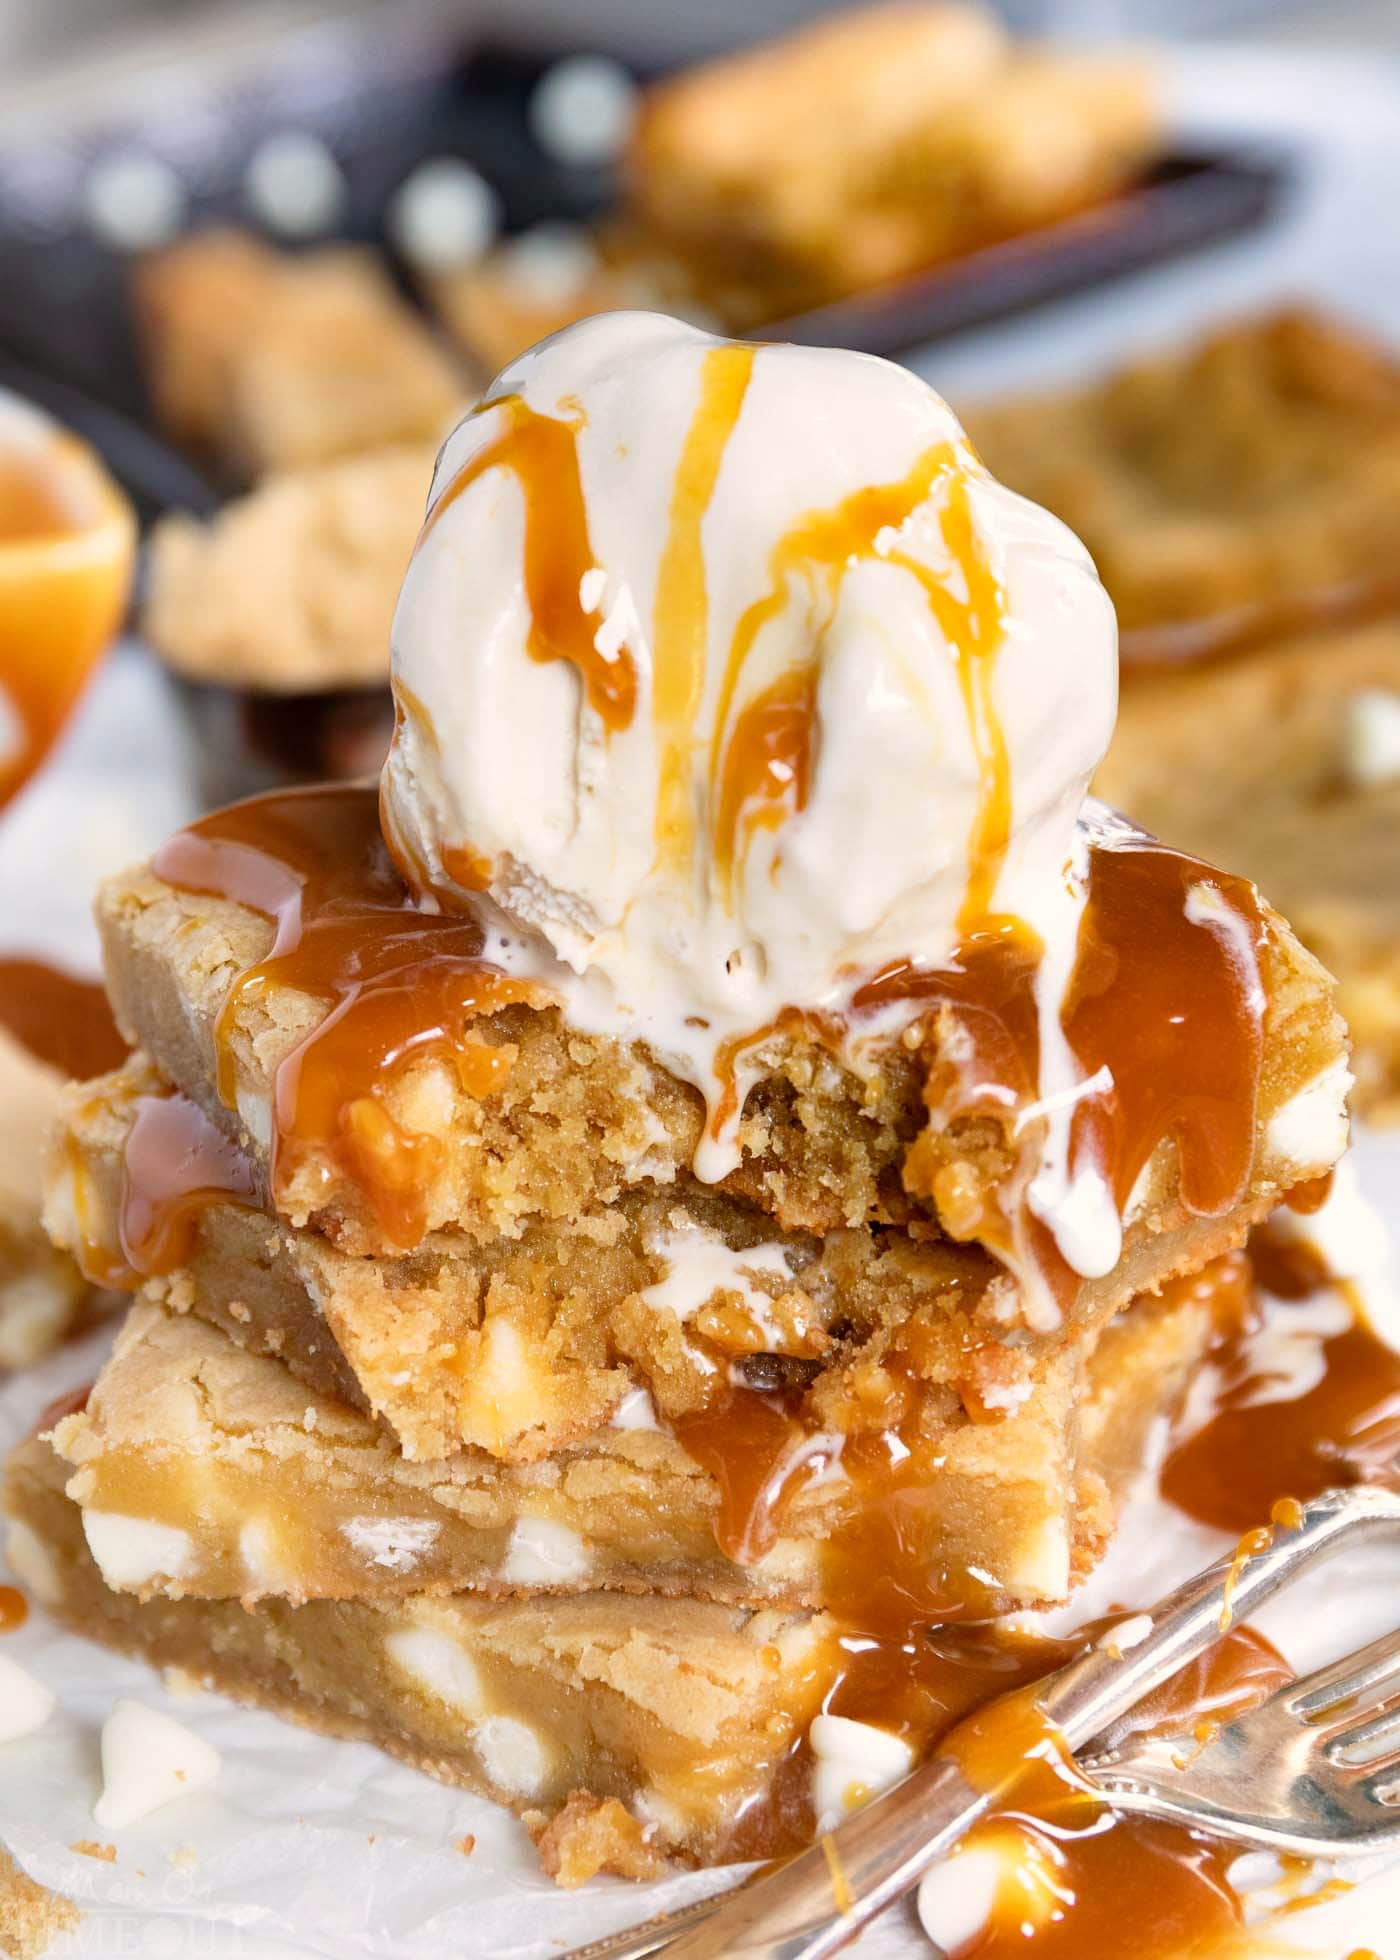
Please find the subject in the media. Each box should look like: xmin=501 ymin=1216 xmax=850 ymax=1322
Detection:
xmin=134 ymin=231 xmax=467 ymax=478
xmin=626 ymin=4 xmax=1158 ymax=312
xmin=142 ymin=445 xmax=436 ymax=692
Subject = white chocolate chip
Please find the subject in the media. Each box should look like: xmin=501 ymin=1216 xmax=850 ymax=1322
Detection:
xmin=609 ymin=1385 xmax=660 ymax=1432
xmin=0 ymin=1652 xmax=56 ymax=1743
xmin=809 ymin=1714 xmax=914 ymax=1833
xmin=473 ymin=1714 xmax=550 ymax=1797
xmin=341 ymin=1515 xmax=442 ymax=1573
xmin=384 ymin=1628 xmax=484 ymax=1717
xmin=1096 ymin=1613 xmax=1153 ymax=1656
xmin=1266 ymin=1057 xmax=1353 ymax=1172
xmin=500 ymin=1517 xmax=591 ymax=1587
xmin=94 ymin=1699 xmax=220 ymax=1828
xmin=83 ymin=1513 xmax=196 ymax=1590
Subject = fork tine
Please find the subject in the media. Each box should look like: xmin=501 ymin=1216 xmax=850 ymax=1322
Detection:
xmin=1290 ymin=1626 xmax=1400 ymax=1721
xmin=1327 ymin=1699 xmax=1400 ymax=1766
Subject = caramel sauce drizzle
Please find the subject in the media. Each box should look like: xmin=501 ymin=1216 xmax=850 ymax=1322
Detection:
xmin=152 ymin=785 xmax=541 ymax=1247
xmin=81 ymin=1090 xmax=260 ymax=1290
xmin=713 ymin=666 xmax=818 ymax=895
xmin=416 ymin=393 xmax=636 ymax=732
xmin=859 ymin=832 xmax=1266 ymax=1311
xmin=707 ymin=441 xmax=1011 ymax=920
xmin=652 ymin=343 xmax=755 ymax=872
xmin=0 ymin=1585 xmax=26 ymax=1633
xmin=1162 ymin=1231 xmax=1400 ymax=1535
xmin=0 ymin=958 xmax=125 ymax=1080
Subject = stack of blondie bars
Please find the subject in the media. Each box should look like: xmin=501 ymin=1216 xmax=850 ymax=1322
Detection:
xmin=0 ymin=766 xmax=1346 ymax=1878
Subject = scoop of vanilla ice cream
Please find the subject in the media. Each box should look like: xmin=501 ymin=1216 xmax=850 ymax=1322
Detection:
xmin=383 ymin=312 xmax=1116 ymax=1115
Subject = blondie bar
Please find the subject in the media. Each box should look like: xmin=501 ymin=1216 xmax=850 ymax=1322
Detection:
xmin=134 ymin=232 xmax=466 ymax=478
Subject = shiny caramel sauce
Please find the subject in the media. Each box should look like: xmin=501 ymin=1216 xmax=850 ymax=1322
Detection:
xmin=652 ymin=343 xmax=755 ymax=872
xmin=0 ymin=957 xmax=125 ymax=1080
xmin=0 ymin=1584 xmax=26 ymax=1632
xmin=859 ymin=831 xmax=1265 ymax=1310
xmin=77 ymin=1089 xmax=260 ymax=1289
xmin=713 ymin=666 xmax=817 ymax=896
xmin=1162 ymin=1236 xmax=1400 ymax=1534
xmin=151 ymin=785 xmax=542 ymax=1246
xmin=708 ymin=439 xmax=1011 ymax=920
xmin=416 ymin=393 xmax=636 ymax=732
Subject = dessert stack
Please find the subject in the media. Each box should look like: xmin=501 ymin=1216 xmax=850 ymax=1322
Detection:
xmin=8 ymin=315 xmax=1350 ymax=1878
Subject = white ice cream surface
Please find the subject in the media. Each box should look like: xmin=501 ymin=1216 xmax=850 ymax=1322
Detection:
xmin=383 ymin=314 xmax=1117 ymax=1173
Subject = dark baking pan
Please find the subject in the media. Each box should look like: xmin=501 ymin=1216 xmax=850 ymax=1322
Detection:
xmin=0 ymin=14 xmax=1290 ymax=517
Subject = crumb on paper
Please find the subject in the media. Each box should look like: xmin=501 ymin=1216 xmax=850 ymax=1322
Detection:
xmin=0 ymin=1843 xmax=82 ymax=1959
xmin=169 ymin=1847 xmax=199 ymax=1872
xmin=161 ymin=1666 xmax=206 ymax=1701
xmin=458 ymin=1835 xmax=476 ymax=1858
xmin=70 ymin=1842 xmax=116 ymax=1863
xmin=530 ymin=1793 xmax=667 ymax=1888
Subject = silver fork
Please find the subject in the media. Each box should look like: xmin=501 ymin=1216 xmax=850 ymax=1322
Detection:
xmin=563 ymin=1484 xmax=1400 ymax=1960
xmin=1085 ymin=1620 xmax=1400 ymax=1854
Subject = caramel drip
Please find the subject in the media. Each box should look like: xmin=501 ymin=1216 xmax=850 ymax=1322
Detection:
xmin=1163 ymin=1248 xmax=1400 ymax=1534
xmin=708 ymin=441 xmax=1010 ymax=922
xmin=416 ymin=393 xmax=636 ymax=732
xmin=713 ymin=667 xmax=817 ymax=897
xmin=1286 ymin=1170 xmax=1335 ymax=1217
xmin=0 ymin=958 xmax=125 ymax=1080
xmin=118 ymin=1091 xmax=259 ymax=1281
xmin=1061 ymin=841 xmax=1265 ymax=1219
xmin=652 ymin=343 xmax=755 ymax=871
xmin=439 ymin=843 xmax=494 ymax=892
xmin=152 ymin=785 xmax=541 ymax=1247
xmin=0 ymin=1585 xmax=26 ymax=1632
xmin=858 ymin=832 xmax=1265 ymax=1310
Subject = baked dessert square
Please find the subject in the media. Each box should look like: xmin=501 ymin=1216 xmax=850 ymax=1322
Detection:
xmin=141 ymin=443 xmax=436 ymax=697
xmin=6 ymin=1242 xmax=1240 ymax=1871
xmin=969 ymin=306 xmax=1400 ymax=648
xmin=6 ymin=1427 xmax=833 ymax=1869
xmin=91 ymin=786 xmax=1347 ymax=1351
xmin=625 ymin=2 xmax=1159 ymax=317
xmin=134 ymin=231 xmax=467 ymax=477
xmin=49 ymin=1293 xmax=1086 ymax=1613
xmin=48 ymin=1256 xmax=1245 ymax=1617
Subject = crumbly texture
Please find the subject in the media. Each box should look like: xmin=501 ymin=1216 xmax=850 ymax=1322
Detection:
xmin=142 ymin=445 xmax=436 ymax=691
xmin=6 ymin=1431 xmax=833 ymax=1869
xmin=94 ymin=861 xmax=1346 ymax=1303
xmin=54 ymin=1057 xmax=1277 ymax=1494
xmin=52 ymin=1293 xmax=1091 ymax=1613
xmin=0 ymin=1845 xmax=80 ymax=1960
xmin=133 ymin=231 xmax=467 ymax=478
xmin=529 ymin=1793 xmax=667 ymax=1886
xmin=970 ymin=307 xmax=1400 ymax=643
xmin=626 ymin=3 xmax=1158 ymax=317
xmin=1096 ymin=614 xmax=1400 ymax=1121
xmin=0 ymin=1028 xmax=101 ymax=1372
